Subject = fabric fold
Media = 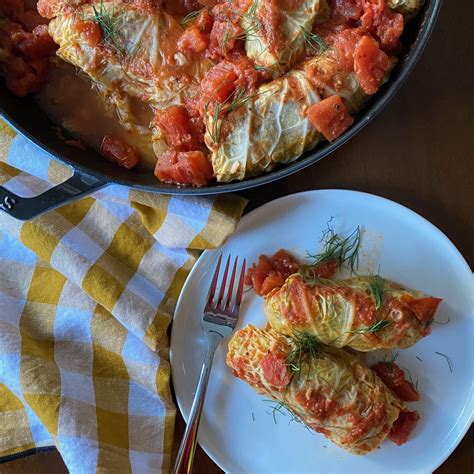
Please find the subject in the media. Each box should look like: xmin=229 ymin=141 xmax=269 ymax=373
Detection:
xmin=0 ymin=122 xmax=246 ymax=472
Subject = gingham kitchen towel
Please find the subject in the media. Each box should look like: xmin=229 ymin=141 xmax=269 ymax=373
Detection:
xmin=0 ymin=120 xmax=246 ymax=472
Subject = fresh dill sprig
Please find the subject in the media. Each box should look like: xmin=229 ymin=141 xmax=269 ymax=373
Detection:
xmin=285 ymin=332 xmax=320 ymax=375
xmin=221 ymin=0 xmax=262 ymax=53
xmin=416 ymin=356 xmax=423 ymax=362
xmin=304 ymin=222 xmax=362 ymax=275
xmin=432 ymin=315 xmax=451 ymax=325
xmin=301 ymin=26 xmax=327 ymax=55
xmin=180 ymin=9 xmax=201 ymax=27
xmin=369 ymin=275 xmax=385 ymax=310
xmin=403 ymin=366 xmax=419 ymax=391
xmin=435 ymin=351 xmax=453 ymax=373
xmin=263 ymin=399 xmax=313 ymax=432
xmin=347 ymin=319 xmax=392 ymax=336
xmin=206 ymin=86 xmax=262 ymax=144
xmin=89 ymin=1 xmax=125 ymax=55
xmin=251 ymin=412 xmax=255 ymax=421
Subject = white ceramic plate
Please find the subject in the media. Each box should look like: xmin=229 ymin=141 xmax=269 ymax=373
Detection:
xmin=170 ymin=190 xmax=473 ymax=474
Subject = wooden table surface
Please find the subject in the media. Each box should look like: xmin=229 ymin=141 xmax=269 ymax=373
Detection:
xmin=2 ymin=0 xmax=473 ymax=472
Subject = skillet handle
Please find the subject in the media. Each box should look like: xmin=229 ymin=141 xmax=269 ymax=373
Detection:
xmin=0 ymin=168 xmax=107 ymax=220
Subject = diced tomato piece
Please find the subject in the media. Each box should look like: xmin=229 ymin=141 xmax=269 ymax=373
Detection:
xmin=207 ymin=0 xmax=252 ymax=57
xmin=21 ymin=10 xmax=49 ymax=31
xmin=308 ymin=95 xmax=354 ymax=142
xmin=16 ymin=24 xmax=57 ymax=59
xmin=153 ymin=105 xmax=202 ymax=151
xmin=258 ymin=0 xmax=283 ymax=54
xmin=372 ymin=362 xmax=420 ymax=402
xmin=260 ymin=352 xmax=290 ymax=387
xmin=178 ymin=26 xmax=209 ymax=54
xmin=361 ymin=0 xmax=404 ymax=52
xmin=154 ymin=150 xmax=213 ymax=187
xmin=353 ymin=34 xmax=389 ymax=94
xmin=73 ymin=20 xmax=103 ymax=47
xmin=197 ymin=10 xmax=214 ymax=34
xmin=333 ymin=0 xmax=363 ymax=22
xmin=260 ymin=273 xmax=286 ymax=296
xmin=245 ymin=250 xmax=299 ymax=296
xmin=407 ymin=297 xmax=442 ymax=323
xmin=101 ymin=135 xmax=140 ymax=169
xmin=327 ymin=28 xmax=363 ymax=71
xmin=270 ymin=250 xmax=300 ymax=276
xmin=37 ymin=0 xmax=67 ymax=19
xmin=389 ymin=410 xmax=420 ymax=446
xmin=201 ymin=62 xmax=239 ymax=104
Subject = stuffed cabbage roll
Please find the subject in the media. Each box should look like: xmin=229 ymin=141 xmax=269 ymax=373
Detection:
xmin=242 ymin=0 xmax=328 ymax=75
xmin=204 ymin=50 xmax=372 ymax=182
xmin=47 ymin=0 xmax=214 ymax=163
xmin=227 ymin=325 xmax=420 ymax=454
xmin=264 ymin=273 xmax=442 ymax=351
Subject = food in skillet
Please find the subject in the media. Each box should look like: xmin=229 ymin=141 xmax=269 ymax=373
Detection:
xmin=245 ymin=227 xmax=442 ymax=351
xmin=0 ymin=0 xmax=425 ymax=185
xmin=226 ymin=325 xmax=421 ymax=454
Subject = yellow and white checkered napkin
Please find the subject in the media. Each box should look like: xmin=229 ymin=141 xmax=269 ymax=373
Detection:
xmin=0 ymin=121 xmax=246 ymax=471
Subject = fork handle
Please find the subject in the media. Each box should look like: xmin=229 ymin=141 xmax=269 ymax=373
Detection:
xmin=173 ymin=332 xmax=222 ymax=474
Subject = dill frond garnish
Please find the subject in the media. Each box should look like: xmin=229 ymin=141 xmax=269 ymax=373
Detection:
xmin=435 ymin=351 xmax=453 ymax=373
xmin=285 ymin=332 xmax=321 ymax=375
xmin=221 ymin=0 xmax=262 ymax=53
xmin=346 ymin=319 xmax=392 ymax=336
xmin=432 ymin=315 xmax=451 ymax=325
xmin=251 ymin=412 xmax=255 ymax=421
xmin=264 ymin=399 xmax=313 ymax=432
xmin=403 ymin=366 xmax=419 ymax=391
xmin=369 ymin=275 xmax=385 ymax=310
xmin=301 ymin=26 xmax=327 ymax=55
xmin=89 ymin=1 xmax=125 ymax=55
xmin=416 ymin=356 xmax=423 ymax=362
xmin=180 ymin=9 xmax=201 ymax=27
xmin=300 ymin=222 xmax=362 ymax=283
xmin=206 ymin=86 xmax=266 ymax=144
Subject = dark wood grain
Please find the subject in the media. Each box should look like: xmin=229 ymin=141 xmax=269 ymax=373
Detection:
xmin=3 ymin=0 xmax=472 ymax=472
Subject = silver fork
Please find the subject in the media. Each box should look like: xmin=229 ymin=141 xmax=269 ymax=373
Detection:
xmin=173 ymin=255 xmax=246 ymax=474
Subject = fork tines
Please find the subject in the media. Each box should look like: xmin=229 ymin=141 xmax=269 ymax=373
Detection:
xmin=204 ymin=255 xmax=246 ymax=321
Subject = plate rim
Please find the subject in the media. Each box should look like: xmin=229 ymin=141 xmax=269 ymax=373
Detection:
xmin=170 ymin=188 xmax=473 ymax=473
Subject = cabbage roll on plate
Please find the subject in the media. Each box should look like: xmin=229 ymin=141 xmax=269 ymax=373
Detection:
xmin=226 ymin=325 xmax=420 ymax=454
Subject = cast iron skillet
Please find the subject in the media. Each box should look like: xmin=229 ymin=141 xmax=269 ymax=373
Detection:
xmin=0 ymin=0 xmax=441 ymax=220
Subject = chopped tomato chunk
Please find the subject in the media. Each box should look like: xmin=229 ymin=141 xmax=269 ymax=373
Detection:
xmin=101 ymin=135 xmax=140 ymax=169
xmin=196 ymin=9 xmax=214 ymax=34
xmin=361 ymin=0 xmax=404 ymax=52
xmin=260 ymin=352 xmax=290 ymax=387
xmin=389 ymin=410 xmax=420 ymax=445
xmin=353 ymin=34 xmax=389 ymax=94
xmin=372 ymin=362 xmax=420 ymax=402
xmin=73 ymin=20 xmax=103 ymax=47
xmin=308 ymin=95 xmax=354 ymax=142
xmin=153 ymin=105 xmax=201 ymax=151
xmin=406 ymin=297 xmax=442 ymax=323
xmin=178 ymin=26 xmax=209 ymax=54
xmin=154 ymin=150 xmax=213 ymax=187
xmin=15 ymin=24 xmax=57 ymax=59
xmin=246 ymin=250 xmax=299 ymax=296
xmin=21 ymin=10 xmax=48 ymax=32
